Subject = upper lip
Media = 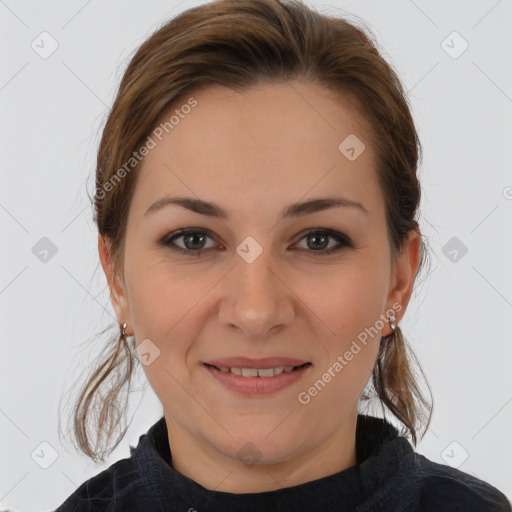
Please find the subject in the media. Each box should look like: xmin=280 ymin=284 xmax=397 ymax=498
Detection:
xmin=203 ymin=357 xmax=311 ymax=369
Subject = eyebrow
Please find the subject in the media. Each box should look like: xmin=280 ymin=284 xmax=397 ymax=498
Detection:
xmin=145 ymin=195 xmax=368 ymax=219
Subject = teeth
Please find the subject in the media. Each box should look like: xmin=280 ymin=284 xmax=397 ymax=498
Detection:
xmin=256 ymin=368 xmax=274 ymax=377
xmin=241 ymin=368 xmax=259 ymax=377
xmin=215 ymin=365 xmax=302 ymax=377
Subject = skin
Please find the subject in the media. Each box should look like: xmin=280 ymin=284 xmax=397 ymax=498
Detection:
xmin=99 ymin=80 xmax=421 ymax=493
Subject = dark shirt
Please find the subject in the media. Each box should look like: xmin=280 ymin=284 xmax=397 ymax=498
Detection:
xmin=54 ymin=414 xmax=511 ymax=511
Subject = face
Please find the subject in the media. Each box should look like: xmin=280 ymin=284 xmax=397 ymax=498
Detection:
xmin=100 ymin=80 xmax=419 ymax=473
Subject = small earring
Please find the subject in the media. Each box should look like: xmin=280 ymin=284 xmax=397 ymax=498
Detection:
xmin=389 ymin=315 xmax=397 ymax=331
xmin=120 ymin=322 xmax=128 ymax=337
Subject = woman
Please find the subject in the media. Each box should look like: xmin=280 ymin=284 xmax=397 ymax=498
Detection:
xmin=55 ymin=0 xmax=511 ymax=510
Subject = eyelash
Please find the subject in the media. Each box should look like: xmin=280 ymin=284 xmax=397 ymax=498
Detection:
xmin=159 ymin=228 xmax=354 ymax=257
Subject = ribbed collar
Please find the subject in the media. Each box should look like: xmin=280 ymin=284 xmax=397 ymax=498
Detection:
xmin=133 ymin=414 xmax=417 ymax=511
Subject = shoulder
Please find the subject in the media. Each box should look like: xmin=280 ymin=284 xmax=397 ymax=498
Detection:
xmin=54 ymin=455 xmax=149 ymax=511
xmin=412 ymin=453 xmax=511 ymax=511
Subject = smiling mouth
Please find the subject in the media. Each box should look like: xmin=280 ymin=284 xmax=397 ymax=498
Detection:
xmin=203 ymin=362 xmax=312 ymax=377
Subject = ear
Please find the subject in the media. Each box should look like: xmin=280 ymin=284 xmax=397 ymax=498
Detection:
xmin=383 ymin=229 xmax=422 ymax=336
xmin=98 ymin=234 xmax=132 ymax=334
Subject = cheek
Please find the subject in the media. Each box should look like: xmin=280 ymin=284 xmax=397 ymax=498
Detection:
xmin=126 ymin=265 xmax=202 ymax=410
xmin=298 ymin=279 xmax=383 ymax=419
xmin=125 ymin=256 xmax=207 ymax=378
xmin=296 ymin=263 xmax=387 ymax=340
xmin=295 ymin=263 xmax=386 ymax=392
xmin=126 ymin=249 xmax=201 ymax=331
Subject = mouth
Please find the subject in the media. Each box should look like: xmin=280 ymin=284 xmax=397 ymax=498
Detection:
xmin=203 ymin=362 xmax=312 ymax=377
xmin=202 ymin=361 xmax=313 ymax=396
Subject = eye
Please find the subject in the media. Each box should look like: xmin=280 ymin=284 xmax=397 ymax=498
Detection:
xmin=293 ymin=228 xmax=354 ymax=256
xmin=160 ymin=228 xmax=220 ymax=256
xmin=160 ymin=228 xmax=353 ymax=256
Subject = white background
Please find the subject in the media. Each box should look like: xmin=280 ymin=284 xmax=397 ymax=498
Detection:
xmin=0 ymin=0 xmax=511 ymax=510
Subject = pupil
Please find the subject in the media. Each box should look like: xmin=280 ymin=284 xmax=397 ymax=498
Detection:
xmin=185 ymin=232 xmax=205 ymax=250
xmin=309 ymin=233 xmax=328 ymax=250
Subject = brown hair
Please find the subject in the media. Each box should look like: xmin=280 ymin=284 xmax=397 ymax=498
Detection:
xmin=62 ymin=0 xmax=433 ymax=463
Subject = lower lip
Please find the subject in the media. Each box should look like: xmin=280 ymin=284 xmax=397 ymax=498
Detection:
xmin=203 ymin=363 xmax=312 ymax=396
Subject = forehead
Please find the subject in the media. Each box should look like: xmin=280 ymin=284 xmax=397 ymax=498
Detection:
xmin=132 ymin=80 xmax=383 ymax=220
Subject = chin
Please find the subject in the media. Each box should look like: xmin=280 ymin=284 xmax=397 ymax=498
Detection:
xmin=212 ymin=427 xmax=306 ymax=466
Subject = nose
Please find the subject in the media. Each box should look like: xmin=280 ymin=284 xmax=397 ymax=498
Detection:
xmin=218 ymin=247 xmax=295 ymax=341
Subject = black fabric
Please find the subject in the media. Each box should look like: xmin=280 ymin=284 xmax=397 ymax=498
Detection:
xmin=54 ymin=414 xmax=511 ymax=511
